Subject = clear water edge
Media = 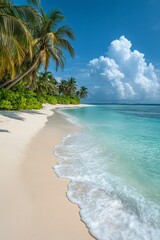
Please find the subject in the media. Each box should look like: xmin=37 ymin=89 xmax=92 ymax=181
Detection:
xmin=53 ymin=135 xmax=98 ymax=240
xmin=53 ymin=105 xmax=160 ymax=240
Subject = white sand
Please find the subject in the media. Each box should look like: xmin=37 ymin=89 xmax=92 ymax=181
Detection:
xmin=0 ymin=104 xmax=94 ymax=240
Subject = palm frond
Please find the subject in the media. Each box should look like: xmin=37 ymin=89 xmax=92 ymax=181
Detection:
xmin=56 ymin=25 xmax=75 ymax=40
xmin=56 ymin=38 xmax=75 ymax=58
xmin=0 ymin=0 xmax=11 ymax=6
xmin=1 ymin=47 xmax=15 ymax=78
xmin=43 ymin=32 xmax=55 ymax=43
xmin=27 ymin=0 xmax=41 ymax=7
xmin=0 ymin=1 xmax=75 ymax=87
xmin=41 ymin=47 xmax=50 ymax=70
xmin=32 ymin=37 xmax=41 ymax=46
xmin=15 ymin=6 xmax=42 ymax=24
xmin=48 ymin=47 xmax=65 ymax=70
xmin=46 ymin=10 xmax=64 ymax=32
xmin=0 ymin=14 xmax=33 ymax=49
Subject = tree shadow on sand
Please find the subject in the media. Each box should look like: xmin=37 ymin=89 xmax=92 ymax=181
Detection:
xmin=0 ymin=129 xmax=10 ymax=133
xmin=0 ymin=110 xmax=47 ymax=121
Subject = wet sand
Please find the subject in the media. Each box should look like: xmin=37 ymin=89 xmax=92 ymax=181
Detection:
xmin=0 ymin=104 xmax=94 ymax=240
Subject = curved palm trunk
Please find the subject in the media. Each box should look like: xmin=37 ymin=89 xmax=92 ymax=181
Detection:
xmin=0 ymin=54 xmax=41 ymax=89
xmin=0 ymin=78 xmax=15 ymax=88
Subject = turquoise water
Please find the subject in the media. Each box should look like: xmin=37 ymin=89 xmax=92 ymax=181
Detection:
xmin=54 ymin=105 xmax=160 ymax=240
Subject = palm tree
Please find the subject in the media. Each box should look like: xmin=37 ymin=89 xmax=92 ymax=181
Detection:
xmin=78 ymin=86 xmax=88 ymax=98
xmin=58 ymin=80 xmax=68 ymax=96
xmin=0 ymin=0 xmax=39 ymax=83
xmin=76 ymin=90 xmax=80 ymax=97
xmin=67 ymin=77 xmax=77 ymax=96
xmin=2 ymin=0 xmax=75 ymax=89
xmin=32 ymin=71 xmax=58 ymax=95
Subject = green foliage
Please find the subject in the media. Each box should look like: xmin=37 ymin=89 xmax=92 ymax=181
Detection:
xmin=0 ymin=76 xmax=84 ymax=110
xmin=45 ymin=95 xmax=57 ymax=105
xmin=32 ymin=71 xmax=58 ymax=96
xmin=78 ymin=86 xmax=88 ymax=98
xmin=0 ymin=84 xmax=42 ymax=110
xmin=56 ymin=95 xmax=70 ymax=104
xmin=0 ymin=0 xmax=75 ymax=89
xmin=25 ymin=97 xmax=42 ymax=109
xmin=55 ymin=95 xmax=80 ymax=104
xmin=70 ymin=96 xmax=80 ymax=104
xmin=0 ymin=100 xmax=13 ymax=110
xmin=13 ymin=96 xmax=27 ymax=110
xmin=36 ymin=96 xmax=47 ymax=104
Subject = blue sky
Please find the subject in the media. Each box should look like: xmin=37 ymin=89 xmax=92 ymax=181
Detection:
xmin=15 ymin=0 xmax=160 ymax=102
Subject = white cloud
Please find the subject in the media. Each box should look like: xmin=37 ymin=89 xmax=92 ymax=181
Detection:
xmin=86 ymin=36 xmax=160 ymax=102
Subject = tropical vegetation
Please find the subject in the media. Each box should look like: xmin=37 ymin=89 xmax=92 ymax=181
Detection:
xmin=0 ymin=0 xmax=88 ymax=109
xmin=0 ymin=72 xmax=88 ymax=109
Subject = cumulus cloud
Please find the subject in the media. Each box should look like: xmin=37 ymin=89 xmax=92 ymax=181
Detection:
xmin=87 ymin=36 xmax=160 ymax=102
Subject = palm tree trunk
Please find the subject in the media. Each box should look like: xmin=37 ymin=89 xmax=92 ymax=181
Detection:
xmin=0 ymin=78 xmax=15 ymax=88
xmin=7 ymin=55 xmax=41 ymax=89
xmin=0 ymin=54 xmax=41 ymax=89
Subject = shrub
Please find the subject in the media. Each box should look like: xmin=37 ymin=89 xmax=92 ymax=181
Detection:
xmin=12 ymin=82 xmax=26 ymax=92
xmin=0 ymin=88 xmax=12 ymax=100
xmin=0 ymin=82 xmax=80 ymax=110
xmin=0 ymin=85 xmax=42 ymax=110
xmin=56 ymin=96 xmax=70 ymax=104
xmin=70 ymin=96 xmax=80 ymax=104
xmin=0 ymin=99 xmax=13 ymax=110
xmin=26 ymin=98 xmax=42 ymax=109
xmin=45 ymin=95 xmax=57 ymax=105
xmin=37 ymin=96 xmax=47 ymax=104
xmin=12 ymin=96 xmax=27 ymax=110
xmin=55 ymin=96 xmax=80 ymax=104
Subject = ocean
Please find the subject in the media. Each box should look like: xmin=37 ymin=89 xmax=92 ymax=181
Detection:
xmin=54 ymin=105 xmax=160 ymax=240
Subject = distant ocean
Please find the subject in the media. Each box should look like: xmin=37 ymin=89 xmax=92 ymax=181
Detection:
xmin=54 ymin=105 xmax=160 ymax=240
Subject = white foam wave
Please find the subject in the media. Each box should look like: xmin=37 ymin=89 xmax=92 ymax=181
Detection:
xmin=53 ymin=132 xmax=160 ymax=240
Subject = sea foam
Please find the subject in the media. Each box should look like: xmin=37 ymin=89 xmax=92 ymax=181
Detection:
xmin=54 ymin=132 xmax=160 ymax=240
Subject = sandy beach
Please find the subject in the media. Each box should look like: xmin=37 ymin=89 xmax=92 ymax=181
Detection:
xmin=0 ymin=104 xmax=94 ymax=240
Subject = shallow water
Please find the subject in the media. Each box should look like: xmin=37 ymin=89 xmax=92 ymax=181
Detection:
xmin=54 ymin=105 xmax=160 ymax=240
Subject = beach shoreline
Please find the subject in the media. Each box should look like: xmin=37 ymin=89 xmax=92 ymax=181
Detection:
xmin=0 ymin=104 xmax=94 ymax=240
